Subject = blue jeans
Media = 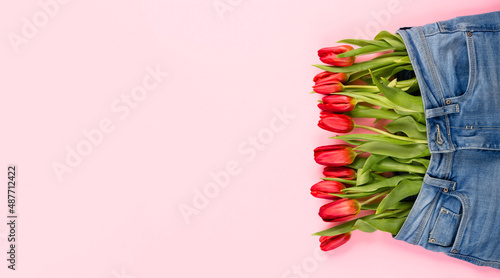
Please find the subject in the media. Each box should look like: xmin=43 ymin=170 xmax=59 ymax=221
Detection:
xmin=396 ymin=11 xmax=500 ymax=269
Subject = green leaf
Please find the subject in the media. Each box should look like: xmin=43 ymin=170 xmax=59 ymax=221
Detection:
xmin=342 ymin=175 xmax=417 ymax=193
xmin=376 ymin=179 xmax=423 ymax=213
xmin=338 ymin=92 xmax=397 ymax=110
xmin=371 ymin=173 xmax=387 ymax=182
xmin=334 ymin=134 xmax=415 ymax=145
xmin=373 ymin=51 xmax=408 ymax=60
xmin=361 ymin=154 xmax=388 ymax=174
xmin=356 ymin=168 xmax=372 ymax=186
xmin=361 ymin=201 xmax=413 ymax=211
xmin=355 ymin=142 xmax=430 ymax=159
xmin=346 ymin=105 xmax=401 ymax=120
xmin=363 ymin=218 xmax=407 ymax=235
xmin=330 ymin=191 xmax=385 ymax=199
xmin=371 ymin=72 xmax=424 ymax=113
xmin=384 ymin=116 xmax=427 ymax=139
xmin=349 ymin=157 xmax=367 ymax=169
xmin=375 ymin=157 xmax=427 ymax=174
xmin=312 ymin=219 xmax=357 ymax=236
xmin=337 ymin=45 xmax=394 ymax=58
xmin=374 ymin=31 xmax=407 ymax=50
xmin=353 ymin=219 xmax=378 ymax=233
xmin=382 ymin=38 xmax=406 ymax=50
xmin=394 ymin=109 xmax=426 ymax=125
xmin=395 ymin=78 xmax=418 ymax=89
xmin=313 ymin=56 xmax=405 ymax=73
xmin=321 ymin=177 xmax=357 ymax=185
xmin=337 ymin=39 xmax=391 ymax=48
xmin=360 ymin=204 xmax=380 ymax=210
xmin=394 ymin=56 xmax=411 ymax=63
xmin=389 ymin=65 xmax=414 ymax=79
xmin=337 ymin=139 xmax=368 ymax=146
xmin=393 ymin=157 xmax=430 ymax=169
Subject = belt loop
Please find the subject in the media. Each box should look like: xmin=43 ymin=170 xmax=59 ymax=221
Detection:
xmin=426 ymin=104 xmax=460 ymax=119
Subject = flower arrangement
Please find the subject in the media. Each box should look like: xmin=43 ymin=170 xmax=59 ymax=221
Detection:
xmin=311 ymin=31 xmax=429 ymax=251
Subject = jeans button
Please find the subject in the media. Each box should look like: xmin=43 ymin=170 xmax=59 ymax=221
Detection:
xmin=429 ymin=238 xmax=436 ymax=243
xmin=467 ymin=31 xmax=472 ymax=37
xmin=452 ymin=249 xmax=458 ymax=253
xmin=445 ymin=99 xmax=451 ymax=105
xmin=443 ymin=188 xmax=449 ymax=193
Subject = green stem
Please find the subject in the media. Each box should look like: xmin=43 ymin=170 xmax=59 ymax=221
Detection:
xmin=360 ymin=190 xmax=390 ymax=206
xmin=344 ymin=85 xmax=378 ymax=90
xmin=347 ymin=105 xmax=401 ymax=120
xmin=321 ymin=177 xmax=357 ymax=185
xmin=355 ymin=124 xmax=428 ymax=144
xmin=369 ymin=209 xmax=407 ymax=219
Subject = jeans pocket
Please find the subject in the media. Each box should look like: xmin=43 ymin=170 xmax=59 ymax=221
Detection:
xmin=429 ymin=31 xmax=476 ymax=102
xmin=428 ymin=207 xmax=462 ymax=247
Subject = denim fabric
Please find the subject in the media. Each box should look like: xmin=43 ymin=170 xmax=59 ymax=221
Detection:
xmin=395 ymin=11 xmax=500 ymax=269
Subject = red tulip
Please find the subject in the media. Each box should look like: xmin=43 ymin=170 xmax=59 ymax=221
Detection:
xmin=310 ymin=180 xmax=345 ymax=199
xmin=313 ymin=71 xmax=349 ymax=84
xmin=313 ymin=81 xmax=344 ymax=95
xmin=318 ymin=198 xmax=361 ymax=222
xmin=318 ymin=95 xmax=356 ymax=113
xmin=318 ymin=113 xmax=355 ymax=133
xmin=314 ymin=145 xmax=356 ymax=167
xmin=318 ymin=45 xmax=355 ymax=67
xmin=319 ymin=233 xmax=352 ymax=251
xmin=323 ymin=166 xmax=356 ymax=180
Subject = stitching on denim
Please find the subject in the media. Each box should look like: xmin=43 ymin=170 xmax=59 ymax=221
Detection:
xmin=440 ymin=27 xmax=500 ymax=32
xmin=451 ymin=33 xmax=477 ymax=103
xmin=418 ymin=27 xmax=455 ymax=151
xmin=445 ymin=152 xmax=453 ymax=181
xmin=451 ymin=126 xmax=500 ymax=129
xmin=436 ymin=124 xmax=444 ymax=145
xmin=449 ymin=253 xmax=500 ymax=267
xmin=445 ymin=114 xmax=453 ymax=151
xmin=418 ymin=28 xmax=445 ymax=105
xmin=413 ymin=188 xmax=440 ymax=245
xmin=426 ymin=104 xmax=460 ymax=118
xmin=424 ymin=173 xmax=455 ymax=189
xmin=449 ymin=191 xmax=470 ymax=253
xmin=437 ymin=22 xmax=443 ymax=32
xmin=456 ymin=146 xmax=500 ymax=151
xmin=428 ymin=207 xmax=461 ymax=246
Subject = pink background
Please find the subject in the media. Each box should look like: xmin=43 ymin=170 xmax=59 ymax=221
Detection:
xmin=1 ymin=0 xmax=499 ymax=277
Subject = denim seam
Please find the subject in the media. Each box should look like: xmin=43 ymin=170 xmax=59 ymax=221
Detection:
xmin=448 ymin=253 xmax=500 ymax=267
xmin=456 ymin=147 xmax=500 ymax=151
xmin=448 ymin=32 xmax=477 ymax=103
xmin=445 ymin=115 xmax=453 ymax=152
xmin=451 ymin=126 xmax=500 ymax=129
xmin=423 ymin=174 xmax=456 ymax=190
xmin=449 ymin=191 xmax=470 ymax=253
xmin=444 ymin=152 xmax=453 ymax=181
xmin=418 ymin=28 xmax=446 ymax=105
xmin=412 ymin=188 xmax=440 ymax=245
xmin=437 ymin=21 xmax=444 ymax=33
xmin=418 ymin=27 xmax=455 ymax=151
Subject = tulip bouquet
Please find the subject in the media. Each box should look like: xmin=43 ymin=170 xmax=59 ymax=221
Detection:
xmin=311 ymin=31 xmax=429 ymax=251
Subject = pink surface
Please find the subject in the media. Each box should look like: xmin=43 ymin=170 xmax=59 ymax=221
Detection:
xmin=1 ymin=0 xmax=499 ymax=277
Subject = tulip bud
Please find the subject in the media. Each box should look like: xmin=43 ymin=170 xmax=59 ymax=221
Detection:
xmin=314 ymin=145 xmax=356 ymax=167
xmin=323 ymin=166 xmax=356 ymax=180
xmin=318 ymin=113 xmax=355 ymax=133
xmin=310 ymin=180 xmax=345 ymax=199
xmin=313 ymin=71 xmax=349 ymax=84
xmin=318 ymin=45 xmax=355 ymax=67
xmin=318 ymin=95 xmax=356 ymax=113
xmin=313 ymin=82 xmax=344 ymax=95
xmin=318 ymin=198 xmax=361 ymax=222
xmin=319 ymin=233 xmax=352 ymax=251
